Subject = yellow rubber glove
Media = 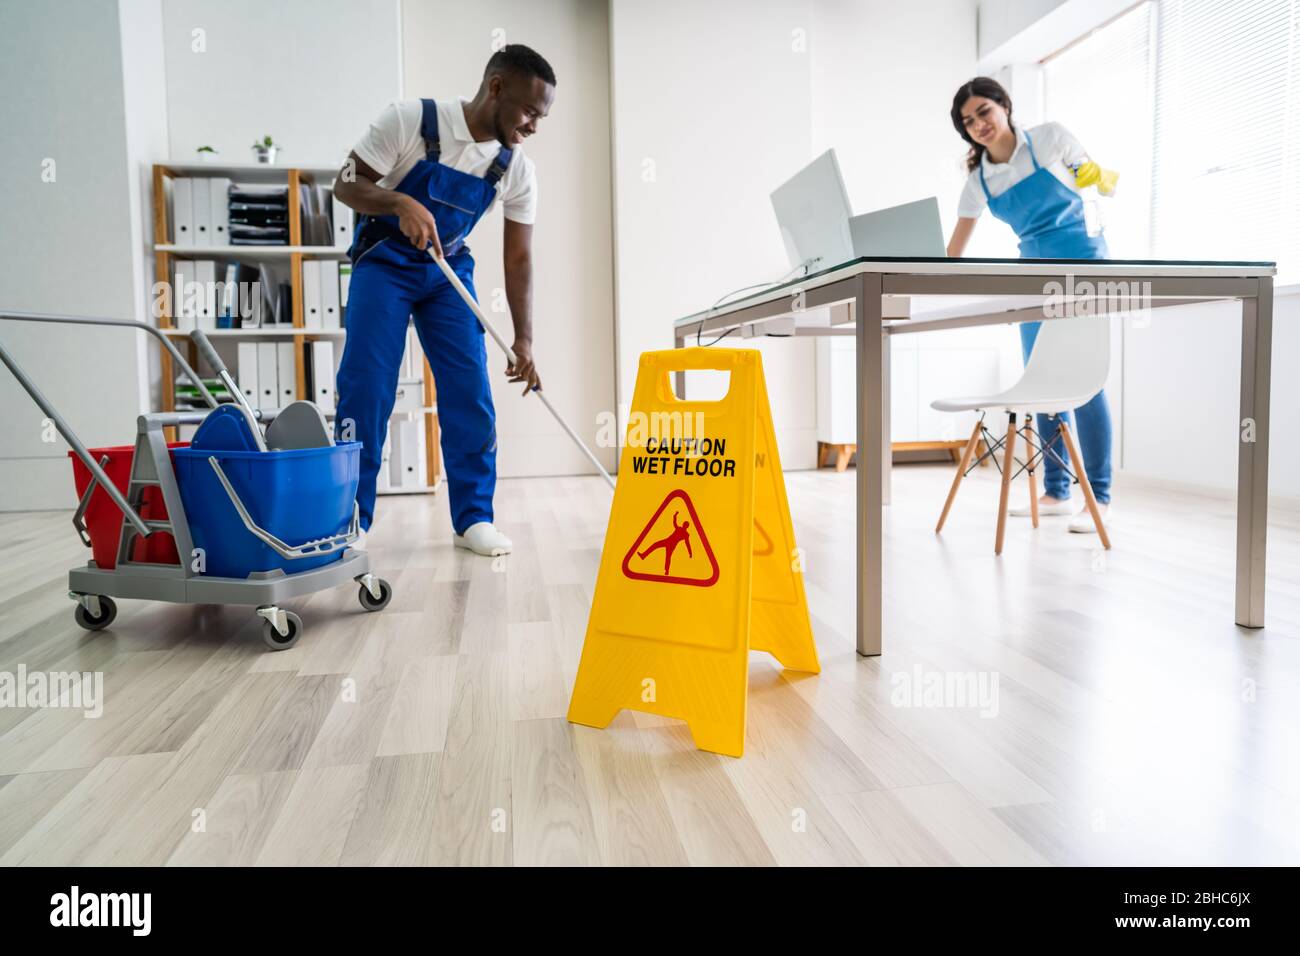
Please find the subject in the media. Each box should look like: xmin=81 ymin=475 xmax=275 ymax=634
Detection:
xmin=1073 ymin=160 xmax=1120 ymax=197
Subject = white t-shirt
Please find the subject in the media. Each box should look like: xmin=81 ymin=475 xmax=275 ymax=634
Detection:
xmin=957 ymin=121 xmax=1090 ymax=219
xmin=352 ymin=98 xmax=538 ymax=225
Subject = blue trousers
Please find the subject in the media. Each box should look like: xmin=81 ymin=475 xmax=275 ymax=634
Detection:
xmin=1019 ymin=321 xmax=1112 ymax=504
xmin=335 ymin=248 xmax=495 ymax=533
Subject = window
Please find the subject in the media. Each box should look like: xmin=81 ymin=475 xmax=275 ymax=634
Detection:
xmin=1043 ymin=3 xmax=1156 ymax=259
xmin=1151 ymin=0 xmax=1299 ymax=279
xmin=1043 ymin=0 xmax=1300 ymax=281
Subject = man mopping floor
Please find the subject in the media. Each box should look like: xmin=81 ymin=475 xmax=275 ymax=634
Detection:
xmin=333 ymin=44 xmax=556 ymax=556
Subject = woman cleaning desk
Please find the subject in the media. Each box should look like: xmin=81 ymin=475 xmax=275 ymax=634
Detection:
xmin=945 ymin=76 xmax=1117 ymax=534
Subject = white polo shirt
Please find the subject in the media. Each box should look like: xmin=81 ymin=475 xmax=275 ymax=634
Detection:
xmin=957 ymin=121 xmax=1090 ymax=219
xmin=352 ymin=98 xmax=538 ymax=225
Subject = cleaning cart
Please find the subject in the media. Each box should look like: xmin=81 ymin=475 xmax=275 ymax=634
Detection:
xmin=0 ymin=312 xmax=392 ymax=650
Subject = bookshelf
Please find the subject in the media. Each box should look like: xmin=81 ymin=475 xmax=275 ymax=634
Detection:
xmin=150 ymin=161 xmax=441 ymax=493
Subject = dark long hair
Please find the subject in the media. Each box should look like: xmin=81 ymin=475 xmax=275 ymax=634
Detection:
xmin=951 ymin=77 xmax=1015 ymax=172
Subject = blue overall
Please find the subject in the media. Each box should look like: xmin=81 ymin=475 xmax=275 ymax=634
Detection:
xmin=336 ymin=99 xmax=513 ymax=532
xmin=979 ymin=130 xmax=1112 ymax=504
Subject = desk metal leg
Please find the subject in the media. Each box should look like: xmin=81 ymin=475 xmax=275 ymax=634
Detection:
xmin=673 ymin=334 xmax=686 ymax=397
xmin=856 ymin=273 xmax=884 ymax=656
xmin=1236 ymin=277 xmax=1272 ymax=628
xmin=882 ymin=332 xmax=892 ymax=506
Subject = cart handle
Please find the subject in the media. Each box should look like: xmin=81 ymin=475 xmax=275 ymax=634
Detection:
xmin=0 ymin=335 xmax=151 ymax=539
xmin=0 ymin=311 xmax=218 ymax=408
xmin=206 ymin=457 xmax=359 ymax=560
xmin=71 ymin=454 xmax=112 ymax=547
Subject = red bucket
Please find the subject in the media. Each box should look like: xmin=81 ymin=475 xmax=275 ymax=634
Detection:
xmin=69 ymin=443 xmax=188 ymax=569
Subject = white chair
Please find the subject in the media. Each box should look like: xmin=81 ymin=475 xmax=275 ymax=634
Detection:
xmin=931 ymin=313 xmax=1112 ymax=554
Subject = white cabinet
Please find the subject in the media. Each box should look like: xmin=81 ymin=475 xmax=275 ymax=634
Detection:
xmin=916 ymin=347 xmax=1001 ymax=441
xmin=816 ymin=329 xmax=1006 ymax=452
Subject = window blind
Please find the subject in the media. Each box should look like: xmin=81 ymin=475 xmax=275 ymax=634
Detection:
xmin=1150 ymin=0 xmax=1299 ymax=278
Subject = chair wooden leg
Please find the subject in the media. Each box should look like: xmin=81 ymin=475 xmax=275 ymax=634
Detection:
xmin=1057 ymin=420 xmax=1111 ymax=549
xmin=994 ymin=414 xmax=1018 ymax=555
xmin=1021 ymin=423 xmax=1039 ymax=528
xmin=834 ymin=444 xmax=854 ymax=472
xmin=936 ymin=418 xmax=983 ymax=533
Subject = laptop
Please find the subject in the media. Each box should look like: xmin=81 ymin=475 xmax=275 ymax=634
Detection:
xmin=849 ymin=196 xmax=946 ymax=258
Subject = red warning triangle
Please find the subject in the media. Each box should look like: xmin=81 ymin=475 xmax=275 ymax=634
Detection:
xmin=622 ymin=489 xmax=719 ymax=587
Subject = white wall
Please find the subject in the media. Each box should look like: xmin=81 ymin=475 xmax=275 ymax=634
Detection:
xmin=402 ymin=0 xmax=618 ymax=479
xmin=0 ymin=0 xmax=162 ymax=511
xmin=161 ymin=0 xmax=403 ymax=166
xmin=1123 ymin=292 xmax=1300 ymax=498
xmin=610 ymin=0 xmax=818 ymax=468
xmin=811 ymin=0 xmax=976 ymax=241
xmin=806 ymin=1 xmax=1021 ymax=458
xmin=120 ymin=0 xmax=171 ymax=415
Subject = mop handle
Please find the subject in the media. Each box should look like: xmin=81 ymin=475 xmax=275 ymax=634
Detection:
xmin=429 ymin=250 xmax=615 ymax=490
xmin=189 ymin=329 xmax=269 ymax=452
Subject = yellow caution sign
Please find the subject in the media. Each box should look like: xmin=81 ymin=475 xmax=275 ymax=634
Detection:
xmin=567 ymin=348 xmax=819 ymax=757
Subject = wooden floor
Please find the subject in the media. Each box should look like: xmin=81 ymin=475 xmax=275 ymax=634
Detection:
xmin=1 ymin=464 xmax=1298 ymax=866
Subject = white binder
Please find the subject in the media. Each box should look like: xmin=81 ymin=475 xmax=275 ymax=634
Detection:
xmin=194 ymin=260 xmax=217 ymax=331
xmin=276 ymin=341 xmax=296 ymax=408
xmin=387 ymin=416 xmax=403 ymax=489
xmin=339 ymin=264 xmax=351 ymax=327
xmin=332 ymin=194 xmax=354 ymax=247
xmin=192 ymin=178 xmax=212 ymax=245
xmin=173 ymin=259 xmax=196 ymax=332
xmin=236 ymin=342 xmax=259 ymax=410
xmin=173 ymin=178 xmax=194 ymax=246
xmin=302 ymin=260 xmax=323 ymax=330
xmin=396 ymin=417 xmax=423 ymax=489
xmin=319 ymin=260 xmax=341 ymax=330
xmin=310 ymin=339 xmax=336 ymax=413
xmin=401 ymin=325 xmax=420 ymax=380
xmin=256 ymin=342 xmax=278 ymax=411
xmin=377 ymin=430 xmax=392 ymax=493
xmin=208 ymin=176 xmax=231 ymax=246
xmin=414 ymin=415 xmax=428 ymax=487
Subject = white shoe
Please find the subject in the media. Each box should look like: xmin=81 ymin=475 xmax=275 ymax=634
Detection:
xmin=1009 ymin=497 xmax=1073 ymax=517
xmin=1068 ymin=504 xmax=1111 ymax=534
xmin=350 ymin=528 xmax=368 ymax=551
xmin=454 ymin=521 xmax=513 ymax=556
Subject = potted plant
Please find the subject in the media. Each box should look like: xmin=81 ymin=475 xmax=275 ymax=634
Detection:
xmin=196 ymin=145 xmax=219 ymax=162
xmin=251 ymin=136 xmax=280 ymax=164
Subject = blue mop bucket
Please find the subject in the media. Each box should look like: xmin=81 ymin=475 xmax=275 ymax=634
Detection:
xmin=171 ymin=442 xmax=361 ymax=578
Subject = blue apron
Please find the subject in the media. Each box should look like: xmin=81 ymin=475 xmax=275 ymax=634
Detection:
xmin=979 ymin=129 xmax=1107 ymax=259
xmin=980 ymin=128 xmax=1113 ymax=504
xmin=350 ymin=98 xmax=513 ymax=264
xmin=336 ymin=100 xmax=513 ymax=533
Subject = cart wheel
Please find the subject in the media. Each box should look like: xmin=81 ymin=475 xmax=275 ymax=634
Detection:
xmin=74 ymin=596 xmax=117 ymax=632
xmin=358 ymin=578 xmax=392 ymax=612
xmin=261 ymin=610 xmax=302 ymax=651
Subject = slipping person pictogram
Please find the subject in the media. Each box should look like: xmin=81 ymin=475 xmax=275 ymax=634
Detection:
xmin=621 ymin=488 xmax=719 ymax=587
xmin=636 ymin=510 xmax=693 ymax=575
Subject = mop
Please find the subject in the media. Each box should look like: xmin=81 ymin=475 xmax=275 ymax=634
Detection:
xmin=429 ymin=249 xmax=616 ymax=489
